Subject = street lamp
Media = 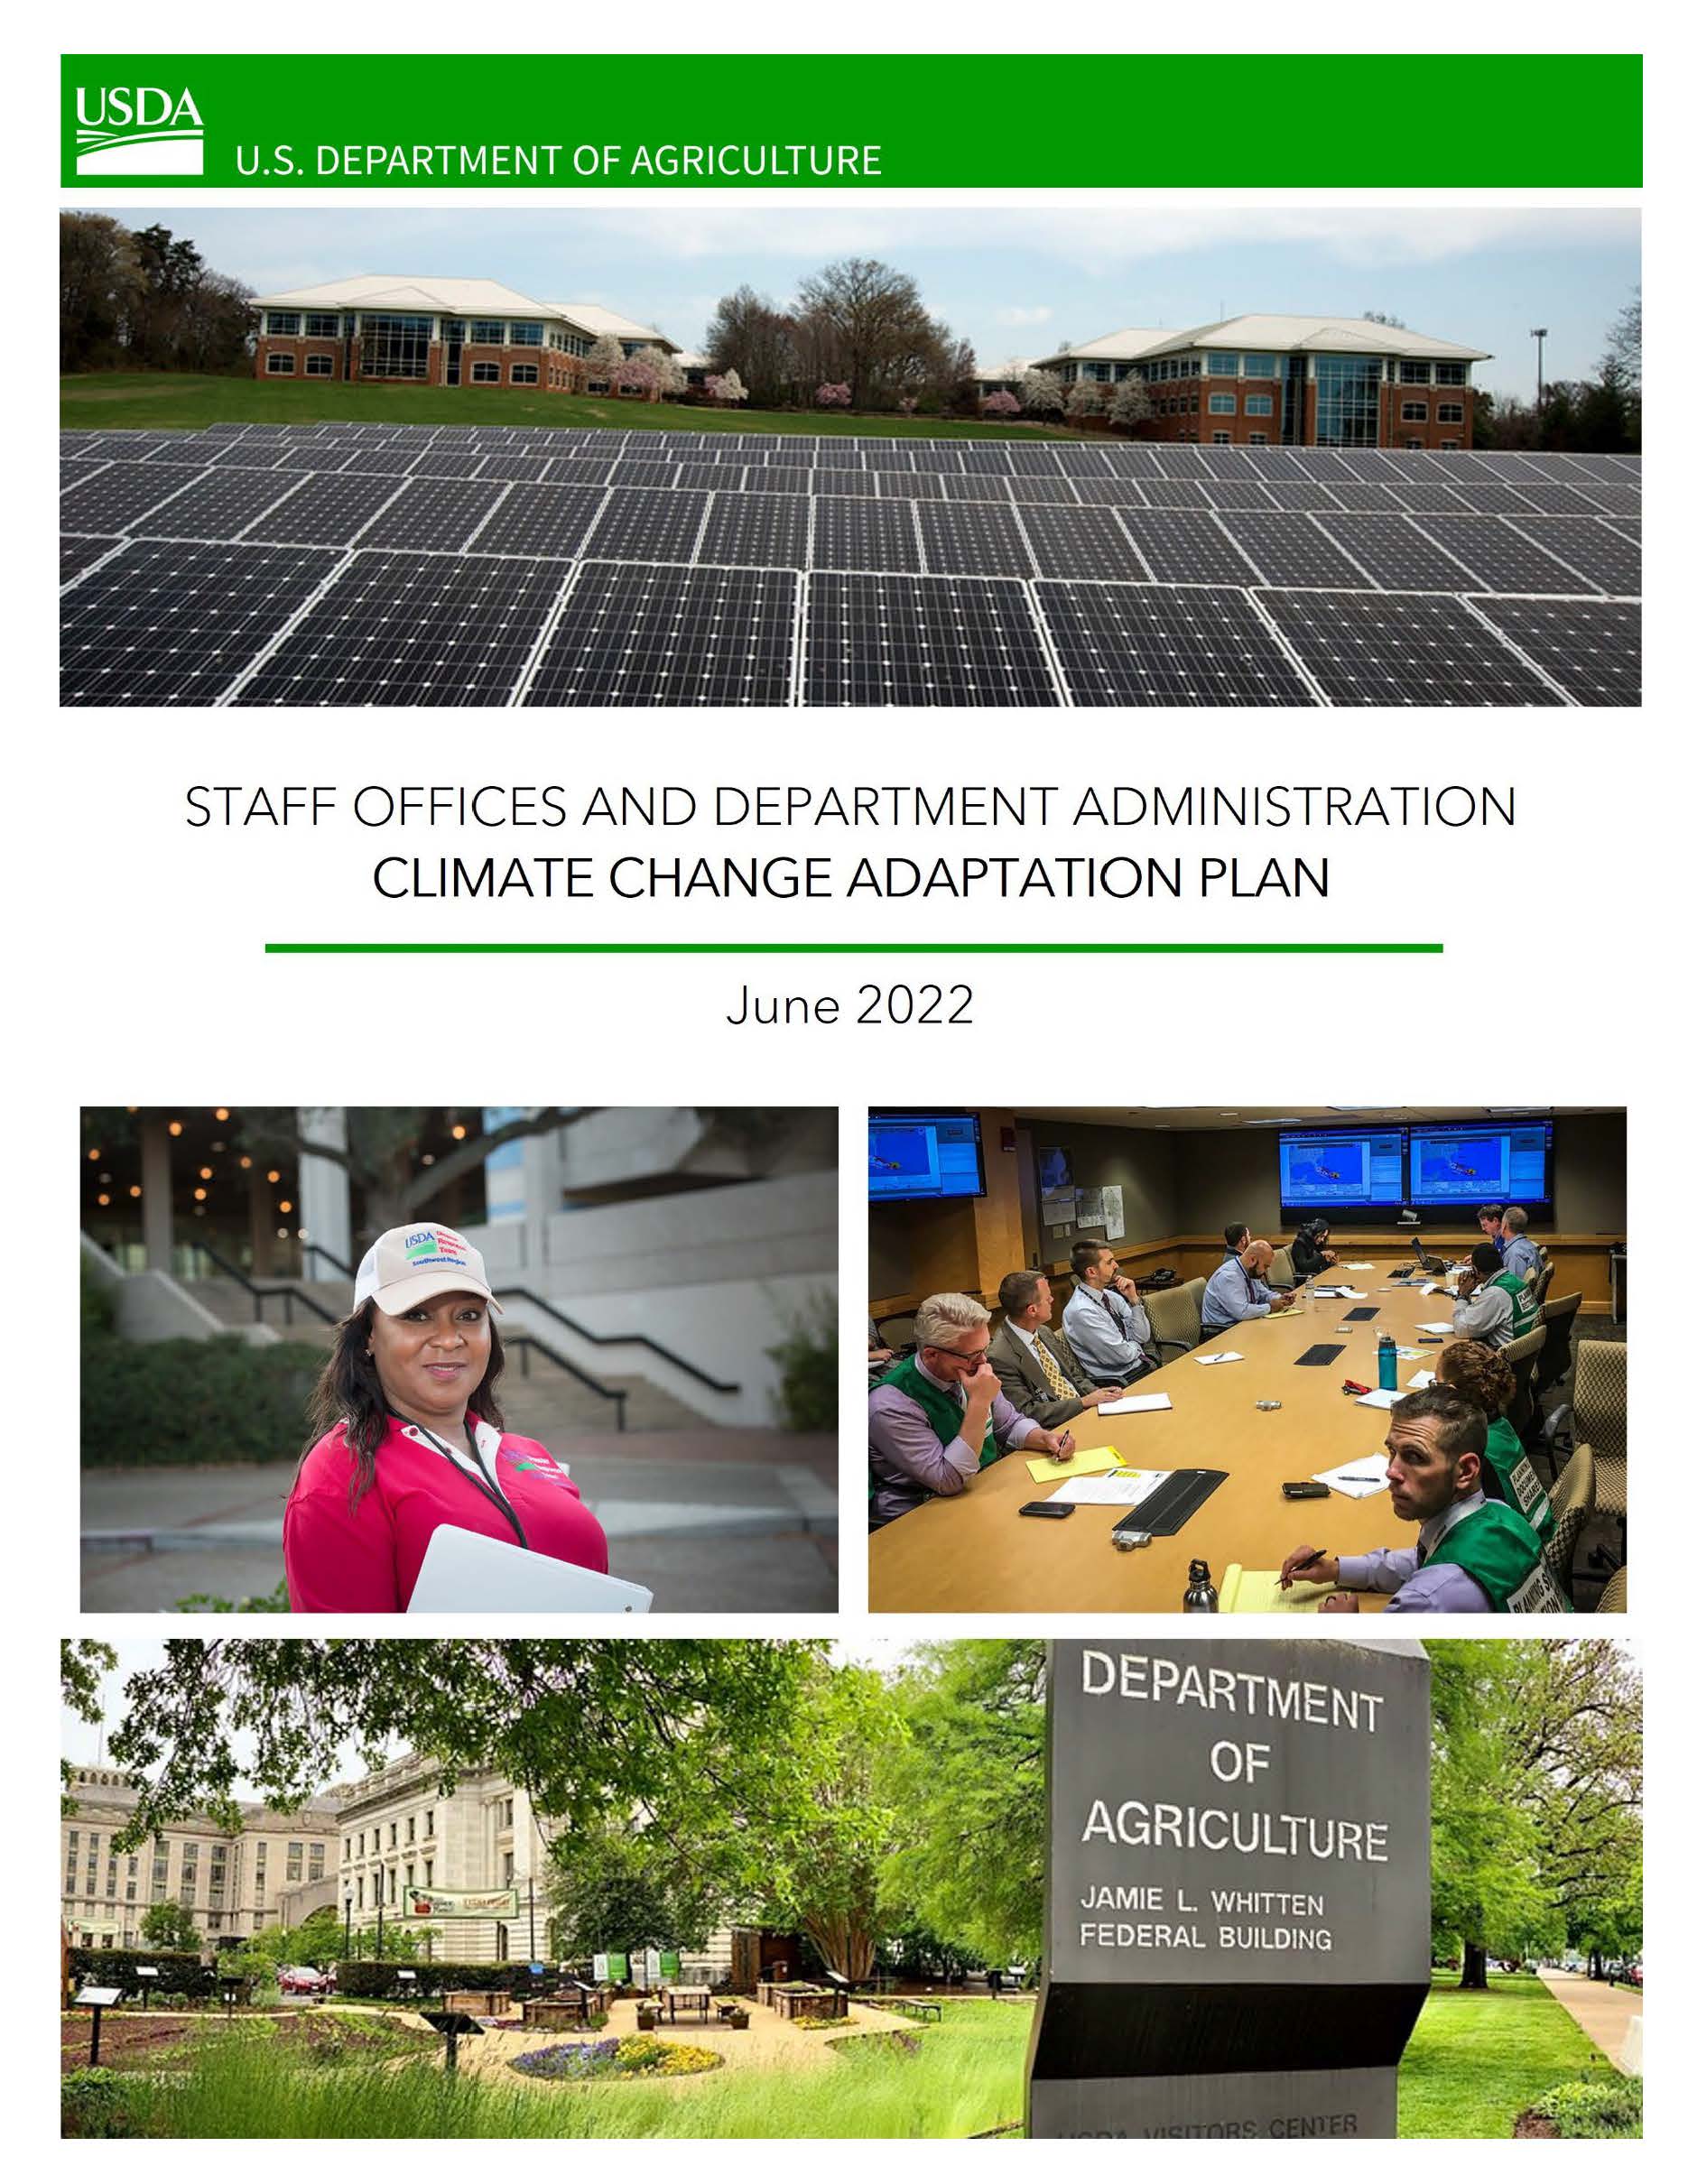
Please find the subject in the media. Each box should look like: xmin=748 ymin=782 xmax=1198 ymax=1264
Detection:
xmin=1529 ymin=328 xmax=1549 ymax=409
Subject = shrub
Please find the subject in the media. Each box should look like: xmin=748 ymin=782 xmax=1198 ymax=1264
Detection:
xmin=815 ymin=383 xmax=851 ymax=409
xmin=81 ymin=1333 xmax=323 ymax=1467
xmin=333 ymin=1957 xmax=552 ymax=2003
xmin=510 ymin=2035 xmax=722 ymax=2082
xmin=980 ymin=391 xmax=1021 ymax=418
xmin=766 ymin=1291 xmax=839 ymax=1430
xmin=68 ymin=1947 xmax=218 ymax=1999
xmin=60 ymin=2068 xmax=141 ymax=2139
xmin=1527 ymin=2078 xmax=1643 ymax=2138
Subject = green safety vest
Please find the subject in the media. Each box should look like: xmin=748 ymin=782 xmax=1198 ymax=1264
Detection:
xmin=1482 ymin=1418 xmax=1555 ymax=1542
xmin=876 ymin=1354 xmax=1003 ymax=1468
xmin=1424 ymin=1498 xmax=1569 ymax=1613
xmin=1492 ymin=1271 xmax=1541 ymax=1339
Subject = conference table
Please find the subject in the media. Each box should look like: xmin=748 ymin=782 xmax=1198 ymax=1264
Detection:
xmin=868 ymin=1261 xmax=1467 ymax=1613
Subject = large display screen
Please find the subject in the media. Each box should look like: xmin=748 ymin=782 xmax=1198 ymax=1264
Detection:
xmin=1277 ymin=1126 xmax=1406 ymax=1217
xmin=1407 ymin=1120 xmax=1554 ymax=1209
xmin=868 ymin=1113 xmax=987 ymax=1202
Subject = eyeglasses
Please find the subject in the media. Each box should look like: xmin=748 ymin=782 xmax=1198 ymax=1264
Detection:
xmin=925 ymin=1344 xmax=990 ymax=1366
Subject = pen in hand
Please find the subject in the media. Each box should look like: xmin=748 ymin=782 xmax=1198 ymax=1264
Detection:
xmin=1282 ymin=1547 xmax=1327 ymax=1587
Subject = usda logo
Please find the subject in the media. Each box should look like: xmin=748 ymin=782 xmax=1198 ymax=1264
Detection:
xmin=75 ymin=84 xmax=205 ymax=176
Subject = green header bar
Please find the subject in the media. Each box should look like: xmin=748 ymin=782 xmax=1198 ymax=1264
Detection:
xmin=64 ymin=54 xmax=1642 ymax=189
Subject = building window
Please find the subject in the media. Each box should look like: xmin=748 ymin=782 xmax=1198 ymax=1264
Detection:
xmin=1211 ymin=430 xmax=1231 ymax=444
xmin=388 ymin=1825 xmax=398 ymax=1850
xmin=304 ymin=312 xmax=340 ymax=338
xmin=1401 ymin=401 xmax=1429 ymax=421
xmin=424 ymin=1810 xmax=435 ymax=1837
xmin=1399 ymin=361 xmax=1433 ymax=384
xmin=357 ymin=1876 xmax=365 ymax=1910
xmin=1405 ymin=437 xmax=1424 ymax=449
xmin=1205 ymin=351 xmax=1239 ymax=376
xmin=1313 ymin=352 xmax=1383 ymax=447
xmin=471 ymin=362 xmax=501 ymax=384
xmin=1440 ymin=440 xmax=1460 ymax=449
xmin=265 ymin=354 xmax=295 ymax=375
xmin=265 ymin=311 xmax=301 ymax=337
xmin=507 ymin=321 xmax=543 ymax=347
xmin=424 ymin=1860 xmax=434 ymax=1885
xmin=361 ymin=313 xmax=432 ymax=380
xmin=1242 ymin=353 xmax=1276 ymax=377
xmin=405 ymin=1864 xmax=415 ymax=1892
xmin=306 ymin=354 xmax=334 ymax=376
xmin=470 ymin=320 xmax=505 ymax=345
xmin=406 ymin=1818 xmax=416 ymax=1843
xmin=1435 ymin=362 xmax=1467 ymax=386
xmin=1244 ymin=394 xmax=1273 ymax=416
xmin=1437 ymin=403 xmax=1464 ymax=424
xmin=1208 ymin=393 xmax=1236 ymax=414
xmin=1247 ymin=431 xmax=1268 ymax=445
xmin=287 ymin=1843 xmax=304 ymax=1883
xmin=511 ymin=363 xmax=539 ymax=384
xmin=310 ymin=1845 xmax=325 ymax=1882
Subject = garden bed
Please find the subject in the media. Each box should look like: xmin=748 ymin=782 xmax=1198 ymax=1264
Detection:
xmin=510 ymin=2035 xmax=723 ymax=2083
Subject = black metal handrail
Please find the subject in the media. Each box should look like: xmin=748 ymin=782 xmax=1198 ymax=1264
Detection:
xmin=301 ymin=1240 xmax=355 ymax=1279
xmin=505 ymin=1332 xmax=626 ymax=1433
xmin=196 ymin=1242 xmax=338 ymax=1328
xmin=496 ymin=1283 xmax=741 ymax=1394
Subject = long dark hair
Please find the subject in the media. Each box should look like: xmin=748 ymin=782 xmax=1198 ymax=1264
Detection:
xmin=302 ymin=1300 xmax=507 ymax=1511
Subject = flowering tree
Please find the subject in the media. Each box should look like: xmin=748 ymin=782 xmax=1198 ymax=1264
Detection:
xmin=585 ymin=333 xmax=626 ymax=387
xmin=652 ymin=352 xmax=689 ymax=398
xmin=1016 ymin=367 xmax=1064 ymax=419
xmin=715 ymin=367 xmax=747 ymax=404
xmin=1109 ymin=375 xmax=1152 ymax=430
xmin=1063 ymin=377 xmax=1104 ymax=420
xmin=615 ymin=356 xmax=664 ymax=401
xmin=980 ymin=389 xmax=1021 ymax=419
xmin=815 ymin=382 xmax=852 ymax=409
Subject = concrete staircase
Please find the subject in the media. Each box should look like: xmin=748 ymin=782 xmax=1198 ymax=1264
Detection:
xmin=181 ymin=1277 xmax=718 ymax=1434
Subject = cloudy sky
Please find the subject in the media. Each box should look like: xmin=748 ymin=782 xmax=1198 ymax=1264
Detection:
xmin=104 ymin=201 xmax=1639 ymax=403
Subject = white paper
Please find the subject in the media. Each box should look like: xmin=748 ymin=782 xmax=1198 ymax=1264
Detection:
xmin=1416 ymin=1321 xmax=1456 ymax=1335
xmin=1335 ymin=1286 xmax=1370 ymax=1300
xmin=1314 ymin=1452 xmax=1392 ymax=1499
xmin=1047 ymin=1467 xmax=1172 ymax=1506
xmin=1194 ymin=1350 xmax=1245 ymax=1365
xmin=1354 ymin=1386 xmax=1410 ymax=1410
xmin=1419 ymin=1282 xmax=1437 ymax=1296
xmin=1342 ymin=1263 xmax=1376 ymax=1272
xmin=1096 ymin=1390 xmax=1174 ymax=1415
xmin=1311 ymin=1287 xmax=1343 ymax=1297
xmin=1407 ymin=1369 xmax=1438 ymax=1390
xmin=1394 ymin=1347 xmax=1428 ymax=1360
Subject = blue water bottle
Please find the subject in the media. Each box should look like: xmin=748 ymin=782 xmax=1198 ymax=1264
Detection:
xmin=1377 ymin=1332 xmax=1398 ymax=1391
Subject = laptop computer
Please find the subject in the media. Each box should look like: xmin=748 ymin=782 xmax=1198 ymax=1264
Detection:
xmin=1412 ymin=1236 xmax=1450 ymax=1276
xmin=406 ymin=1525 xmax=654 ymax=1614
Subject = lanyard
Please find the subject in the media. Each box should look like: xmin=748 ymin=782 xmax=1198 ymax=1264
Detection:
xmin=395 ymin=1411 xmax=530 ymax=1550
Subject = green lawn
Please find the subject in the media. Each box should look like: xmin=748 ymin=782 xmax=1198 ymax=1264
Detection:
xmin=1398 ymin=1971 xmax=1622 ymax=2138
xmin=60 ymin=373 xmax=1062 ymax=440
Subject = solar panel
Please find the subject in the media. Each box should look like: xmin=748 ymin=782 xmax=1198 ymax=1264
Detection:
xmin=1259 ymin=478 xmax=1341 ymax=513
xmin=1374 ymin=477 xmax=1479 ymax=515
xmin=740 ymin=466 xmax=812 ymax=495
xmin=582 ymin=486 xmax=710 ymax=564
xmin=61 ymin=539 xmax=344 ymax=705
xmin=609 ymin=458 xmax=682 ymax=490
xmin=463 ymin=483 xmax=608 ymax=560
xmin=1312 ymin=513 xmax=1474 ymax=594
xmin=355 ymin=478 xmax=509 ymax=552
xmin=1037 ymin=581 xmax=1317 ymax=706
xmin=803 ymin=573 xmax=1058 ymax=705
xmin=1136 ymin=477 xmax=1217 ymax=511
xmin=812 ymin=497 xmax=920 ymax=573
xmin=475 ymin=453 xmax=558 ymax=484
xmin=1016 ymin=504 xmax=1149 ymax=583
xmin=917 ymin=503 xmax=1035 ymax=579
xmin=1068 ymin=477 xmax=1147 ymax=508
xmin=696 ymin=493 xmax=809 ymax=569
xmin=1002 ymin=475 xmax=1079 ymax=505
xmin=1502 ymin=517 xmax=1639 ymax=597
xmin=1469 ymin=597 xmax=1640 ymax=706
xmin=523 ymin=562 xmax=797 ymax=707
xmin=1215 ymin=511 xmax=1377 ymax=590
xmin=234 ymin=550 xmax=569 ymax=707
xmin=1197 ymin=478 xmax=1281 ymax=513
xmin=1119 ymin=509 xmax=1261 ymax=586
xmin=1253 ymin=589 xmax=1566 ymax=706
xmin=60 ymin=461 xmax=208 ymax=533
xmin=60 ymin=533 xmax=123 ymax=583
xmin=241 ymin=472 xmax=415 ymax=548
xmin=129 ymin=466 xmax=309 ymax=541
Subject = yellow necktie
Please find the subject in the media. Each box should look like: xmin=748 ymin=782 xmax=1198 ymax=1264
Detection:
xmin=1034 ymin=1335 xmax=1078 ymax=1400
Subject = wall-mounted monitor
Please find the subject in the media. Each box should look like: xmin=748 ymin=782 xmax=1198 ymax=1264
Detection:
xmin=1406 ymin=1119 xmax=1554 ymax=1214
xmin=868 ymin=1112 xmax=986 ymax=1203
xmin=1278 ymin=1126 xmax=1406 ymax=1219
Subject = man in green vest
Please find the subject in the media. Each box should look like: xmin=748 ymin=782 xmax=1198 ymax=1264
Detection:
xmin=1434 ymin=1338 xmax=1554 ymax=1543
xmin=867 ymin=1291 xmax=1077 ymax=1526
xmin=1279 ymin=1385 xmax=1567 ymax=1613
xmin=1452 ymin=1242 xmax=1541 ymax=1348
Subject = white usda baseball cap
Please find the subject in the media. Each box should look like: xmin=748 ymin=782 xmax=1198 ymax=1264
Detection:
xmin=353 ymin=1225 xmax=503 ymax=1318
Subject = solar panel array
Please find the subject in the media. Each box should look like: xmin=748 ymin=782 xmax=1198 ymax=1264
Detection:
xmin=60 ymin=423 xmax=1641 ymax=706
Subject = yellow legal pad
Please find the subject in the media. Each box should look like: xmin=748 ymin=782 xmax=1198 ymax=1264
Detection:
xmin=1219 ymin=1566 xmax=1335 ymax=1615
xmin=1024 ymin=1444 xmax=1124 ymax=1485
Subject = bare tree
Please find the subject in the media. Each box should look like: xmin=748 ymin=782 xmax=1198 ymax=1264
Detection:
xmin=704 ymin=285 xmax=798 ymax=406
xmin=793 ymin=257 xmax=944 ymax=411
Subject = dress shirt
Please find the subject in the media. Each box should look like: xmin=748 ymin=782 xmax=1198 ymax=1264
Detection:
xmin=867 ymin=1354 xmax=1039 ymax=1524
xmin=1062 ymin=1282 xmax=1152 ymax=1382
xmin=1201 ymin=1255 xmax=1274 ymax=1331
xmin=1335 ymin=1489 xmax=1492 ymax=1613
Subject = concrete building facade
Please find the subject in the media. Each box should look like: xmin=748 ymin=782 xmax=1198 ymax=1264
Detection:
xmin=1032 ymin=314 xmax=1490 ymax=449
xmin=251 ymin=277 xmax=680 ymax=394
xmin=61 ymin=1767 xmax=340 ymax=1950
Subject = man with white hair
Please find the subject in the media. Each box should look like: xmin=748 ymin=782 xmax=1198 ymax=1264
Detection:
xmin=1498 ymin=1207 xmax=1544 ymax=1285
xmin=867 ymin=1291 xmax=1076 ymax=1526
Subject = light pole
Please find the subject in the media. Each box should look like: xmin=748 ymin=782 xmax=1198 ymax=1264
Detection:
xmin=1530 ymin=328 xmax=1548 ymax=410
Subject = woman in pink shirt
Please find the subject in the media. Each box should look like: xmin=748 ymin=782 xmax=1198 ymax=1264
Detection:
xmin=283 ymin=1224 xmax=608 ymax=1612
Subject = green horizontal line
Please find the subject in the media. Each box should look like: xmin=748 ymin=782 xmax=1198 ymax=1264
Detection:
xmin=266 ymin=940 xmax=1442 ymax=957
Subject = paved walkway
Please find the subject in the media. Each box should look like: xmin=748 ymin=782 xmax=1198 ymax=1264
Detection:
xmin=81 ymin=1438 xmax=837 ymax=1612
xmin=1536 ymin=1967 xmax=1642 ymax=2072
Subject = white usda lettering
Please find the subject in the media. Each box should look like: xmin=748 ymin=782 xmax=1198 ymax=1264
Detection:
xmin=74 ymin=84 xmax=205 ymax=176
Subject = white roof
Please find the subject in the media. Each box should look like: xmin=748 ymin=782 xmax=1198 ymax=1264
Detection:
xmin=251 ymin=275 xmax=553 ymax=316
xmin=543 ymin=301 xmax=675 ymax=349
xmin=1036 ymin=312 xmax=1489 ymax=368
xmin=671 ymin=350 xmax=713 ymax=371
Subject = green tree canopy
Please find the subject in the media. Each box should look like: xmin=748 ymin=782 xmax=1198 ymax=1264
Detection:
xmin=139 ymin=1899 xmax=201 ymax=1951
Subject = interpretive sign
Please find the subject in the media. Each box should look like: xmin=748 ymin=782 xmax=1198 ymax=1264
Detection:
xmin=1027 ymin=1638 xmax=1430 ymax=2139
xmin=403 ymin=1885 xmax=519 ymax=1920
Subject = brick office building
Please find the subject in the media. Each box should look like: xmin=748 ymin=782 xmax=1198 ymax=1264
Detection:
xmin=1032 ymin=314 xmax=1489 ymax=449
xmin=251 ymin=277 xmax=680 ymax=395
